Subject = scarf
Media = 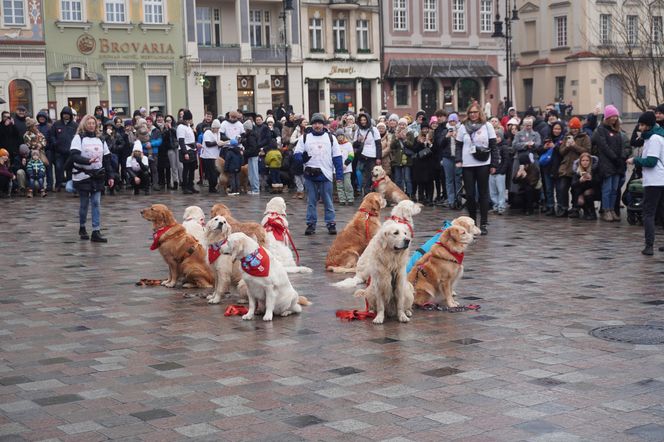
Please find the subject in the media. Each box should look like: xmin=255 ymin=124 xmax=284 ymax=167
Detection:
xmin=240 ymin=246 xmax=270 ymax=277
xmin=463 ymin=121 xmax=483 ymax=136
xmin=207 ymin=239 xmax=227 ymax=264
xmin=150 ymin=225 xmax=174 ymax=250
xmin=642 ymin=125 xmax=664 ymax=140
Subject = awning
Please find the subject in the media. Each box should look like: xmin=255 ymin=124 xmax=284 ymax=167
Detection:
xmin=384 ymin=59 xmax=501 ymax=79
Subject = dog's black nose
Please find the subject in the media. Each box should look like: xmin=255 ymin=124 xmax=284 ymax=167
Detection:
xmin=404 ymin=239 xmax=411 ymax=247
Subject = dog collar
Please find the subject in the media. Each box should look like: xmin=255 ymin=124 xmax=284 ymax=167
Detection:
xmin=359 ymin=208 xmax=378 ymax=218
xmin=436 ymin=242 xmax=464 ymax=265
xmin=371 ymin=177 xmax=385 ymax=189
xmin=388 ymin=215 xmax=413 ymax=237
xmin=207 ymin=239 xmax=227 ymax=264
xmin=150 ymin=225 xmax=174 ymax=250
xmin=240 ymin=246 xmax=270 ymax=277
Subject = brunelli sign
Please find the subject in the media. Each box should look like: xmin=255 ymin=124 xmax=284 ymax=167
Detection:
xmin=76 ymin=34 xmax=175 ymax=59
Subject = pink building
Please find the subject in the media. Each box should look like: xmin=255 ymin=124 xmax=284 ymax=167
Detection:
xmin=381 ymin=0 xmax=504 ymax=117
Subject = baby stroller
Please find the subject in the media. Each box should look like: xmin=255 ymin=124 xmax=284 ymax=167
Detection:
xmin=622 ymin=169 xmax=644 ymax=225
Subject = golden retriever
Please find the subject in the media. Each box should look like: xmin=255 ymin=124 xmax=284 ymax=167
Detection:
xmin=353 ymin=220 xmax=413 ymax=324
xmin=210 ymin=203 xmax=267 ymax=246
xmin=140 ymin=204 xmax=214 ymax=288
xmin=215 ymin=158 xmax=249 ymax=195
xmin=220 ymin=232 xmax=302 ymax=321
xmin=261 ymin=197 xmax=312 ymax=273
xmin=205 ymin=215 xmax=249 ymax=304
xmin=182 ymin=205 xmax=206 ymax=246
xmin=451 ymin=216 xmax=482 ymax=237
xmin=407 ymin=225 xmax=473 ymax=308
xmin=325 ymin=193 xmax=386 ymax=273
xmin=371 ymin=165 xmax=409 ymax=206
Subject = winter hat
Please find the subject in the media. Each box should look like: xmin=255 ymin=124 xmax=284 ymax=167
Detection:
xmin=388 ymin=113 xmax=399 ymax=122
xmin=211 ymin=119 xmax=222 ymax=129
xmin=416 ymin=110 xmax=426 ymax=119
xmin=243 ymin=120 xmax=254 ymax=131
xmin=507 ymin=117 xmax=520 ymax=126
xmin=398 ymin=117 xmax=408 ymax=126
xmin=568 ymin=117 xmax=582 ymax=129
xmin=448 ymin=113 xmax=459 ymax=123
xmin=0 ymin=148 xmax=8 ymax=158
xmin=655 ymin=104 xmax=664 ymax=114
xmin=265 ymin=116 xmax=275 ymax=124
xmin=637 ymin=111 xmax=657 ymax=127
xmin=19 ymin=144 xmax=29 ymax=156
xmin=335 ymin=129 xmax=345 ymax=137
xmin=124 ymin=120 xmax=133 ymax=127
xmin=376 ymin=122 xmax=387 ymax=130
xmin=420 ymin=121 xmax=430 ymax=130
xmin=429 ymin=116 xmax=438 ymax=125
xmin=132 ymin=141 xmax=143 ymax=153
xmin=603 ymin=104 xmax=620 ymax=119
xmin=310 ymin=113 xmax=326 ymax=124
xmin=329 ymin=120 xmax=339 ymax=131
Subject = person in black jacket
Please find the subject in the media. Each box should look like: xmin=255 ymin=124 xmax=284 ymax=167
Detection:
xmin=592 ymin=105 xmax=625 ymax=222
xmin=12 ymin=105 xmax=28 ymax=138
xmin=431 ymin=114 xmax=448 ymax=205
xmin=242 ymin=119 xmax=261 ymax=194
xmin=412 ymin=122 xmax=437 ymax=206
xmin=35 ymin=110 xmax=54 ymax=191
xmin=0 ymin=111 xmax=23 ymax=167
xmin=489 ymin=128 xmax=511 ymax=214
xmin=49 ymin=106 xmax=78 ymax=191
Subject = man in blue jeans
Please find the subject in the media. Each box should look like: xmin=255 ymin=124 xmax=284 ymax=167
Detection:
xmin=294 ymin=113 xmax=344 ymax=235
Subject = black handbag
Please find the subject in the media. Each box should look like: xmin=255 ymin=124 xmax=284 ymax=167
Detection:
xmin=304 ymin=166 xmax=323 ymax=178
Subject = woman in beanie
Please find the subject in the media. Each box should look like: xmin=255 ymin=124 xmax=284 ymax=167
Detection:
xmin=591 ymin=105 xmax=625 ymax=222
xmin=177 ymin=109 xmax=198 ymax=194
xmin=626 ymin=111 xmax=664 ymax=255
xmin=558 ymin=117 xmax=591 ymax=218
xmin=201 ymin=119 xmax=223 ymax=193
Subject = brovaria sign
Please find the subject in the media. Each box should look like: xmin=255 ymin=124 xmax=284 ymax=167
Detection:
xmin=76 ymin=34 xmax=175 ymax=56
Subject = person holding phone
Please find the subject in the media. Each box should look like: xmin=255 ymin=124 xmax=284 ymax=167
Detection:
xmin=557 ymin=117 xmax=590 ymax=218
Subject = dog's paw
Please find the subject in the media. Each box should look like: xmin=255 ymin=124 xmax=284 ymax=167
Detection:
xmin=262 ymin=312 xmax=273 ymax=321
xmin=280 ymin=310 xmax=292 ymax=317
xmin=405 ymin=309 xmax=413 ymax=317
xmin=162 ymin=280 xmax=176 ymax=288
xmin=206 ymin=294 xmax=213 ymax=300
xmin=241 ymin=313 xmax=254 ymax=320
xmin=398 ymin=312 xmax=411 ymax=323
xmin=182 ymin=283 xmax=194 ymax=288
xmin=372 ymin=314 xmax=385 ymax=325
xmin=208 ymin=294 xmax=221 ymax=304
xmin=446 ymin=299 xmax=461 ymax=308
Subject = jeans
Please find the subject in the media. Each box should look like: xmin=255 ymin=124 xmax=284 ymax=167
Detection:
xmin=247 ymin=156 xmax=259 ymax=192
xmin=182 ymin=161 xmax=196 ymax=190
xmin=45 ymin=150 xmax=55 ymax=190
xmin=359 ymin=157 xmax=377 ymax=195
xmin=541 ymin=166 xmax=555 ymax=209
xmin=294 ymin=174 xmax=304 ymax=192
xmin=557 ymin=176 xmax=572 ymax=210
xmin=305 ymin=178 xmax=335 ymax=226
xmin=337 ymin=172 xmax=354 ymax=203
xmin=269 ymin=168 xmax=281 ymax=185
xmin=79 ymin=190 xmax=102 ymax=230
xmin=442 ymin=158 xmax=462 ymax=206
xmin=55 ymin=152 xmax=69 ymax=189
xmin=462 ymin=165 xmax=491 ymax=226
xmin=489 ymin=174 xmax=506 ymax=210
xmin=28 ymin=177 xmax=44 ymax=191
xmin=644 ymin=186 xmax=664 ymax=246
xmin=392 ymin=166 xmax=413 ymax=196
xmin=202 ymin=158 xmax=219 ymax=191
xmin=601 ymin=174 xmax=621 ymax=210
xmin=168 ymin=149 xmax=183 ymax=185
xmin=229 ymin=172 xmax=240 ymax=193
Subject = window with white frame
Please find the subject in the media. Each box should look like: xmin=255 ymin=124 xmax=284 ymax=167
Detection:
xmin=393 ymin=0 xmax=407 ymax=31
xmin=104 ymin=0 xmax=126 ymax=23
xmin=654 ymin=16 xmax=663 ymax=44
xmin=395 ymin=83 xmax=409 ymax=107
xmin=110 ymin=76 xmax=130 ymax=111
xmin=356 ymin=19 xmax=369 ymax=50
xmin=626 ymin=15 xmax=638 ymax=45
xmin=554 ymin=16 xmax=567 ymax=47
xmin=264 ymin=11 xmax=271 ymax=46
xmin=480 ymin=0 xmax=493 ymax=33
xmin=249 ymin=10 xmax=270 ymax=47
xmin=423 ymin=0 xmax=437 ymax=32
xmin=555 ymin=76 xmax=565 ymax=101
xmin=309 ymin=17 xmax=323 ymax=50
xmin=196 ymin=7 xmax=211 ymax=46
xmin=3 ymin=0 xmax=25 ymax=26
xmin=144 ymin=0 xmax=164 ymax=24
xmin=600 ymin=14 xmax=612 ymax=45
xmin=148 ymin=76 xmax=167 ymax=114
xmin=61 ymin=0 xmax=82 ymax=22
xmin=333 ymin=18 xmax=346 ymax=51
xmin=452 ymin=0 xmax=465 ymax=32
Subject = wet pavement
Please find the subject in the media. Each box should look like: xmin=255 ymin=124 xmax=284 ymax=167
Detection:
xmin=1 ymin=189 xmax=664 ymax=441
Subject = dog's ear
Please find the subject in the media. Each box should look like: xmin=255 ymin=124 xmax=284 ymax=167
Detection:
xmin=413 ymin=202 xmax=423 ymax=215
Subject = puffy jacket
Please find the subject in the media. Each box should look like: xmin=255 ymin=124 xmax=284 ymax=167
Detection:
xmin=254 ymin=123 xmax=274 ymax=150
xmin=49 ymin=107 xmax=78 ymax=156
xmin=558 ymin=132 xmax=590 ymax=178
xmin=389 ymin=131 xmax=414 ymax=167
xmin=36 ymin=111 xmax=52 ymax=151
xmin=224 ymin=146 xmax=243 ymax=173
xmin=592 ymin=124 xmax=624 ymax=177
xmin=241 ymin=130 xmax=260 ymax=158
xmin=265 ymin=148 xmax=282 ymax=169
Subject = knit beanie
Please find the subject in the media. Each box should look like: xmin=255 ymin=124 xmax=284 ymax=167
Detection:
xmin=568 ymin=117 xmax=582 ymax=129
xmin=211 ymin=119 xmax=222 ymax=129
xmin=243 ymin=120 xmax=254 ymax=131
xmin=603 ymin=105 xmax=620 ymax=119
xmin=388 ymin=113 xmax=399 ymax=122
xmin=637 ymin=111 xmax=656 ymax=127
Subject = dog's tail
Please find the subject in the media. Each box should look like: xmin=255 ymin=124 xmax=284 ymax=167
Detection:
xmin=284 ymin=266 xmax=313 ymax=274
xmin=298 ymin=295 xmax=313 ymax=306
xmin=326 ymin=266 xmax=357 ymax=274
xmin=333 ymin=275 xmax=364 ymax=288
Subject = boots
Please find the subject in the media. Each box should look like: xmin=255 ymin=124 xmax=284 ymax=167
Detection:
xmin=601 ymin=210 xmax=614 ymax=222
xmin=40 ymin=189 xmax=46 ymax=197
xmin=567 ymin=208 xmax=580 ymax=218
xmin=611 ymin=210 xmax=621 ymax=222
xmin=90 ymin=230 xmax=107 ymax=243
xmin=297 ymin=192 xmax=304 ymax=199
xmin=26 ymin=188 xmax=33 ymax=198
xmin=584 ymin=204 xmax=597 ymax=220
xmin=79 ymin=227 xmax=89 ymax=240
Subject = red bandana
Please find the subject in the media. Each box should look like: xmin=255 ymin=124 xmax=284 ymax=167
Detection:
xmin=371 ymin=177 xmax=385 ymax=189
xmin=359 ymin=208 xmax=378 ymax=240
xmin=150 ymin=225 xmax=174 ymax=250
xmin=389 ymin=215 xmax=413 ymax=237
xmin=207 ymin=239 xmax=227 ymax=264
xmin=263 ymin=213 xmax=300 ymax=265
xmin=436 ymin=242 xmax=464 ymax=264
xmin=224 ymin=305 xmax=249 ymax=316
xmin=240 ymin=246 xmax=270 ymax=277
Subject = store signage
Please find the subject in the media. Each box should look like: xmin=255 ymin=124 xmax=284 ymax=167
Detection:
xmin=76 ymin=33 xmax=175 ymax=56
xmin=329 ymin=65 xmax=356 ymax=76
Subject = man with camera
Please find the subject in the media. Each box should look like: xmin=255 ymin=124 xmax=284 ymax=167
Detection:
xmin=294 ymin=113 xmax=344 ymax=236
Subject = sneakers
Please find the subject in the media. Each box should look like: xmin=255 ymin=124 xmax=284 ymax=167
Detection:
xmin=248 ymin=191 xmax=260 ymax=195
xmin=327 ymin=223 xmax=337 ymax=235
xmin=305 ymin=224 xmax=316 ymax=236
xmin=642 ymin=245 xmax=654 ymax=256
xmin=480 ymin=225 xmax=488 ymax=236
xmin=91 ymin=230 xmax=108 ymax=243
xmin=79 ymin=227 xmax=89 ymax=240
xmin=26 ymin=188 xmax=33 ymax=198
xmin=229 ymin=192 xmax=240 ymax=196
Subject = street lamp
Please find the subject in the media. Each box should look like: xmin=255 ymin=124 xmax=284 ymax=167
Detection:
xmin=282 ymin=0 xmax=294 ymax=110
xmin=492 ymin=0 xmax=519 ymax=109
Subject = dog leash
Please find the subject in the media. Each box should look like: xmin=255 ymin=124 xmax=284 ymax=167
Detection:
xmin=336 ymin=298 xmax=376 ymax=321
xmin=359 ymin=208 xmax=378 ymax=241
xmin=136 ymin=278 xmax=163 ymax=286
xmin=414 ymin=303 xmax=481 ymax=313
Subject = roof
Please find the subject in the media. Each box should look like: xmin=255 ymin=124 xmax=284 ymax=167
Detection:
xmin=384 ymin=59 xmax=501 ymax=79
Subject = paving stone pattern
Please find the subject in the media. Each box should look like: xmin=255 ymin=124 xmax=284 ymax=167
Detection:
xmin=1 ymin=191 xmax=664 ymax=441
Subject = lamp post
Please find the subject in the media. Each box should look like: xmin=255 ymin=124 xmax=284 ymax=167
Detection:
xmin=492 ymin=0 xmax=519 ymax=110
xmin=282 ymin=0 xmax=294 ymax=109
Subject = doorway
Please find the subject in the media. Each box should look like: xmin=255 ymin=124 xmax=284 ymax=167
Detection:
xmin=420 ymin=78 xmax=438 ymax=116
xmin=307 ymin=80 xmax=319 ymax=117
xmin=203 ymin=76 xmax=218 ymax=116
xmin=68 ymin=97 xmax=87 ymax=118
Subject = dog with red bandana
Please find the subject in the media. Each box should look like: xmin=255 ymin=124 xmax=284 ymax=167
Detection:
xmin=261 ymin=197 xmax=312 ymax=274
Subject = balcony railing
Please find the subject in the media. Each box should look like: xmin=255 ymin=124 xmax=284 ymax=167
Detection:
xmin=198 ymin=46 xmax=241 ymax=63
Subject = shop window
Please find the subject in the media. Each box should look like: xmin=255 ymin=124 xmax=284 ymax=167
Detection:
xmin=144 ymin=0 xmax=164 ymax=24
xmin=203 ymin=76 xmax=218 ymax=116
xmin=395 ymin=83 xmax=409 ymax=107
xmin=105 ymin=0 xmax=126 ymax=23
xmin=61 ymin=0 xmax=83 ymax=22
xmin=457 ymin=78 xmax=479 ymax=111
xmin=8 ymin=79 xmax=32 ymax=115
xmin=271 ymin=76 xmax=286 ymax=111
xmin=329 ymin=79 xmax=355 ymax=117
xmin=237 ymin=76 xmax=255 ymax=112
xmin=148 ymin=76 xmax=167 ymax=115
xmin=110 ymin=75 xmax=130 ymax=112
xmin=3 ymin=0 xmax=25 ymax=26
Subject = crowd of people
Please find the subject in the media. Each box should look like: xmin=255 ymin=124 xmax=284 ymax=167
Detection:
xmin=1 ymin=100 xmax=663 ymax=254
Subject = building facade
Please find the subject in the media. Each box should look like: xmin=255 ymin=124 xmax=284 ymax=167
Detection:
xmin=0 ymin=0 xmax=47 ymax=115
xmin=513 ymin=0 xmax=664 ymax=116
xmin=300 ymin=0 xmax=381 ymax=118
xmin=43 ymin=0 xmax=186 ymax=119
xmin=381 ymin=0 xmax=502 ymax=117
xmin=183 ymin=0 xmax=303 ymax=122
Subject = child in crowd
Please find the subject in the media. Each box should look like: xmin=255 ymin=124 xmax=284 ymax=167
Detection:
xmin=126 ymin=142 xmax=151 ymax=195
xmin=265 ymin=143 xmax=283 ymax=193
xmin=25 ymin=149 xmax=46 ymax=198
xmin=225 ymin=139 xmax=243 ymax=196
xmin=512 ymin=152 xmax=541 ymax=216
xmin=336 ymin=129 xmax=355 ymax=205
xmin=0 ymin=148 xmax=14 ymax=197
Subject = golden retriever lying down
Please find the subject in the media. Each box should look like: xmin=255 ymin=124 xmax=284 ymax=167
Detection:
xmin=371 ymin=165 xmax=409 ymax=206
xmin=182 ymin=205 xmax=206 ymax=246
xmin=220 ymin=232 xmax=302 ymax=321
xmin=215 ymin=158 xmax=249 ymax=195
xmin=407 ymin=225 xmax=473 ymax=308
xmin=325 ymin=192 xmax=386 ymax=273
xmin=354 ymin=220 xmax=414 ymax=324
xmin=205 ymin=215 xmax=249 ymax=304
xmin=141 ymin=204 xmax=214 ymax=288
xmin=210 ymin=203 xmax=267 ymax=246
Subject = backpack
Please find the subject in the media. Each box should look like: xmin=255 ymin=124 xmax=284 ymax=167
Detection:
xmin=302 ymin=130 xmax=334 ymax=146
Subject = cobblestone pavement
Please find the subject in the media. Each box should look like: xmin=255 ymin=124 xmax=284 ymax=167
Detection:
xmin=1 ymin=189 xmax=664 ymax=442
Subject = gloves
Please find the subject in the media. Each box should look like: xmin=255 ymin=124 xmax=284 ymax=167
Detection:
xmin=344 ymin=158 xmax=352 ymax=166
xmin=301 ymin=151 xmax=310 ymax=163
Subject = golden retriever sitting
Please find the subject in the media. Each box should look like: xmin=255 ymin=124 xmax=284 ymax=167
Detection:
xmin=205 ymin=216 xmax=249 ymax=304
xmin=407 ymin=225 xmax=473 ymax=308
xmin=371 ymin=165 xmax=409 ymax=206
xmin=141 ymin=204 xmax=214 ymax=288
xmin=261 ymin=197 xmax=312 ymax=274
xmin=451 ymin=216 xmax=482 ymax=238
xmin=215 ymin=157 xmax=249 ymax=195
xmin=325 ymin=193 xmax=386 ymax=273
xmin=182 ymin=206 xmax=206 ymax=246
xmin=210 ymin=203 xmax=267 ymax=246
xmin=354 ymin=220 xmax=414 ymax=324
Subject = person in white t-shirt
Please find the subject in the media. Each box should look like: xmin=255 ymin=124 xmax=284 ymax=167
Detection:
xmin=176 ymin=110 xmax=198 ymax=194
xmin=335 ymin=129 xmax=354 ymax=205
xmin=201 ymin=119 xmax=223 ymax=193
xmin=455 ymin=103 xmax=499 ymax=236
